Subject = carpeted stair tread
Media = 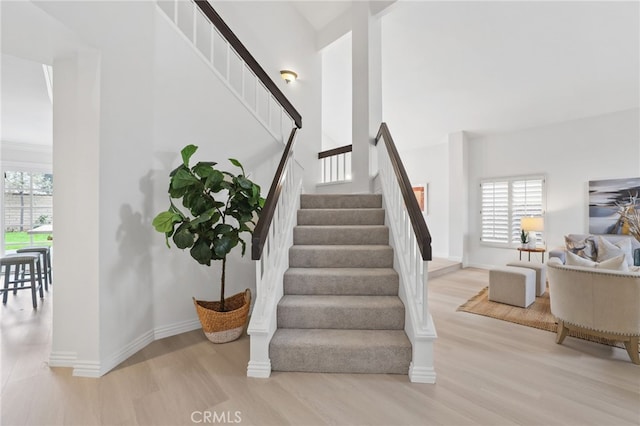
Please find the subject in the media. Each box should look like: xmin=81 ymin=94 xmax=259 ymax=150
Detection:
xmin=297 ymin=208 xmax=385 ymax=226
xmin=270 ymin=329 xmax=411 ymax=374
xmin=293 ymin=225 xmax=389 ymax=245
xmin=289 ymin=245 xmax=394 ymax=268
xmin=277 ymin=295 xmax=405 ymax=329
xmin=300 ymin=194 xmax=382 ymax=209
xmin=284 ymin=268 xmax=398 ymax=295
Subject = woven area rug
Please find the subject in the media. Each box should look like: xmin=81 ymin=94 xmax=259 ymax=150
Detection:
xmin=457 ymin=287 xmax=638 ymax=351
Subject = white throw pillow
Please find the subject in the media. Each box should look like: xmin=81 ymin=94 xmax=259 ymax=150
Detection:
xmin=597 ymin=255 xmax=629 ymax=271
xmin=566 ymin=251 xmax=628 ymax=272
xmin=566 ymin=251 xmax=597 ymax=267
xmin=597 ymin=236 xmax=633 ymax=266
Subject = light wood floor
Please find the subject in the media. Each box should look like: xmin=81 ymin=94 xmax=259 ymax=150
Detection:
xmin=1 ymin=268 xmax=639 ymax=425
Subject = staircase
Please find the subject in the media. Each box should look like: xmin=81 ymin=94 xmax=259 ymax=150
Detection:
xmin=269 ymin=194 xmax=412 ymax=374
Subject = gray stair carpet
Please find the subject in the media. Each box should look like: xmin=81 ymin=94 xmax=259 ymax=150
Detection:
xmin=270 ymin=193 xmax=411 ymax=375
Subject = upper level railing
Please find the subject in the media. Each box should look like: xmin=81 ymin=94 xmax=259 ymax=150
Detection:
xmin=319 ymin=144 xmax=352 ymax=184
xmin=193 ymin=1 xmax=301 ymax=129
xmin=157 ymin=0 xmax=301 ymax=141
xmin=375 ymin=123 xmax=432 ymax=260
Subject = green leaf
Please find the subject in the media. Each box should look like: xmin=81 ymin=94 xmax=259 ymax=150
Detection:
xmin=169 ymin=164 xmax=188 ymax=177
xmin=152 ymin=211 xmax=181 ymax=233
xmin=229 ymin=158 xmax=243 ymax=170
xmin=171 ymin=168 xmax=201 ymax=190
xmin=193 ymin=162 xmax=217 ymax=179
xmin=236 ymin=176 xmax=253 ymax=190
xmin=190 ymin=239 xmax=212 ymax=265
xmin=214 ymin=223 xmax=234 ymax=236
xmin=181 ymin=145 xmax=198 ymax=167
xmin=204 ymin=170 xmax=224 ymax=190
xmin=190 ymin=208 xmax=217 ymax=227
xmin=213 ymin=235 xmax=233 ymax=258
xmin=173 ymin=223 xmax=195 ymax=249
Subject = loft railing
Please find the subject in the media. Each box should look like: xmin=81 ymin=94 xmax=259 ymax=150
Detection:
xmin=375 ymin=122 xmax=436 ymax=383
xmin=193 ymin=0 xmax=301 ymax=129
xmin=156 ymin=0 xmax=301 ymax=142
xmin=318 ymin=144 xmax=352 ymax=184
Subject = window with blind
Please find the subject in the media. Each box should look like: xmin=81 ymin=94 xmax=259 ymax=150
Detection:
xmin=481 ymin=176 xmax=545 ymax=246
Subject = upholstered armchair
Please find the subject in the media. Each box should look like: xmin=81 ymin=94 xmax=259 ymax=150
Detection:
xmin=546 ymin=257 xmax=640 ymax=364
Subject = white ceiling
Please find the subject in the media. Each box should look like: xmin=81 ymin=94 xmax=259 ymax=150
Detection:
xmin=291 ymin=1 xmax=352 ymax=31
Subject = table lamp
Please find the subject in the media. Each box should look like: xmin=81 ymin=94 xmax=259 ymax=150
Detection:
xmin=521 ymin=217 xmax=544 ymax=249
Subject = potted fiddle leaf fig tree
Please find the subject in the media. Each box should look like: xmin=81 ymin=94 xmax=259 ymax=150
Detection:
xmin=152 ymin=144 xmax=264 ymax=343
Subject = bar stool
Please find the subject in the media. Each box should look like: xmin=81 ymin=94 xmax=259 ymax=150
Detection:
xmin=17 ymin=246 xmax=52 ymax=288
xmin=0 ymin=253 xmax=44 ymax=309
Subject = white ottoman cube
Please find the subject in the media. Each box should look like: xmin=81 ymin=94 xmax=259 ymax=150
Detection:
xmin=489 ymin=266 xmax=536 ymax=308
xmin=506 ymin=261 xmax=547 ymax=296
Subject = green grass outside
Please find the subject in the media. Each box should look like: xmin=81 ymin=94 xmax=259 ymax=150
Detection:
xmin=4 ymin=231 xmax=53 ymax=251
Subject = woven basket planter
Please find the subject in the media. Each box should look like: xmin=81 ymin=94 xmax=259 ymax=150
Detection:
xmin=192 ymin=289 xmax=251 ymax=344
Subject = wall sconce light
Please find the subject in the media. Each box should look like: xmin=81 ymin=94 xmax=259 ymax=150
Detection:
xmin=280 ymin=70 xmax=298 ymax=84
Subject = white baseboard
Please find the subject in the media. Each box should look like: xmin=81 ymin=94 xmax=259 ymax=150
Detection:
xmin=49 ymin=318 xmax=203 ymax=378
xmin=99 ymin=330 xmax=155 ymax=376
xmin=73 ymin=360 xmax=102 ymax=378
xmin=49 ymin=351 xmax=77 ymax=368
xmin=466 ymin=262 xmax=493 ymax=270
xmin=154 ymin=318 xmax=201 ymax=340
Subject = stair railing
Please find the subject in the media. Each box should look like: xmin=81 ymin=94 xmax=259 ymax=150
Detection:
xmin=247 ymin=128 xmax=303 ymax=378
xmin=318 ymin=144 xmax=352 ymax=183
xmin=156 ymin=0 xmax=302 ymax=142
xmin=375 ymin=122 xmax=437 ymax=383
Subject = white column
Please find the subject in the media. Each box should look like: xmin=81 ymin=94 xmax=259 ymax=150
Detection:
xmin=49 ymin=50 xmax=102 ymax=376
xmin=351 ymin=2 xmax=382 ymax=193
xmin=448 ymin=131 xmax=469 ymax=265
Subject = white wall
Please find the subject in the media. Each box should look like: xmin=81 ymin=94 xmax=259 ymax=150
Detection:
xmin=15 ymin=0 xmax=321 ymax=376
xmin=321 ymin=31 xmax=352 ymax=151
xmin=467 ymin=108 xmax=640 ymax=268
xmin=399 ymin=137 xmax=450 ymax=259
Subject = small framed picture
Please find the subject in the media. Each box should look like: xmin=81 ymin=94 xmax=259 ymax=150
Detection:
xmin=412 ymin=184 xmax=428 ymax=213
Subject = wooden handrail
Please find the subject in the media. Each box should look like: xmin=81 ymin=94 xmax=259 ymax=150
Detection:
xmin=194 ymin=0 xmax=302 ymax=129
xmin=318 ymin=144 xmax=352 ymax=159
xmin=252 ymin=127 xmax=298 ymax=260
xmin=375 ymin=123 xmax=432 ymax=261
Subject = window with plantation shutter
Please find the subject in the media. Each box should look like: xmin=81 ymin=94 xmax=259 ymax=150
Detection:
xmin=481 ymin=176 xmax=545 ymax=247
xmin=481 ymin=181 xmax=509 ymax=244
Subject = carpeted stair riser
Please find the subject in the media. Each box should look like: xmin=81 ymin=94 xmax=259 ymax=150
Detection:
xmin=297 ymin=209 xmax=384 ymax=226
xmin=271 ymin=193 xmax=411 ymax=376
xmin=300 ymin=194 xmax=382 ymax=209
xmin=289 ymin=245 xmax=393 ymax=268
xmin=284 ymin=268 xmax=399 ymax=296
xmin=277 ymin=295 xmax=405 ymax=330
xmin=293 ymin=225 xmax=389 ymax=245
xmin=270 ymin=329 xmax=411 ymax=374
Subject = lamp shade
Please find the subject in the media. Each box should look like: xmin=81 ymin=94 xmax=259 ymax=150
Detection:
xmin=521 ymin=217 xmax=544 ymax=232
